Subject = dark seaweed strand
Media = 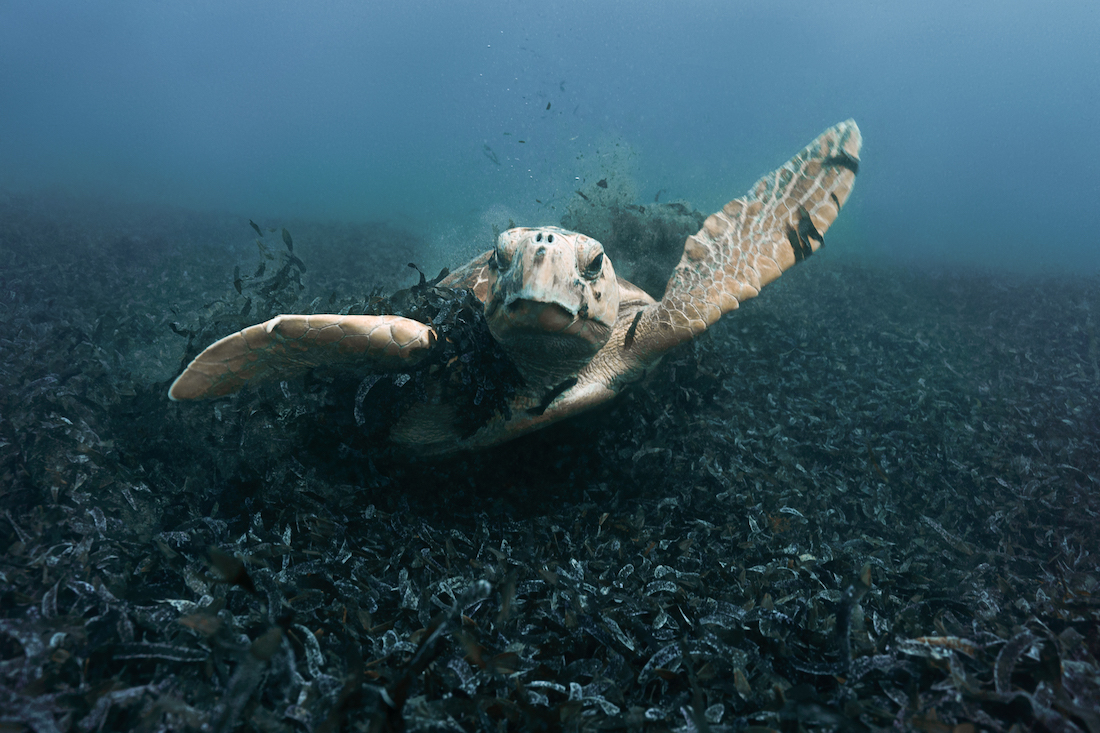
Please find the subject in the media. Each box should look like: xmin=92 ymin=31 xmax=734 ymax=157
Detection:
xmin=679 ymin=637 xmax=712 ymax=733
xmin=353 ymin=277 xmax=524 ymax=436
xmin=624 ymin=309 xmax=644 ymax=349
xmin=528 ymin=377 xmax=578 ymax=416
xmin=384 ymin=582 xmax=492 ymax=715
xmin=786 ymin=568 xmax=871 ymax=678
xmin=833 ymin=572 xmax=870 ymax=676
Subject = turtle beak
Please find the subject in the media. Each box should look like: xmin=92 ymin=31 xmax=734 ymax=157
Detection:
xmin=501 ymin=298 xmax=582 ymax=335
xmin=484 ymin=227 xmax=617 ymax=352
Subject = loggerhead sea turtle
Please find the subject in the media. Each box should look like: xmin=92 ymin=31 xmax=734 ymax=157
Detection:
xmin=169 ymin=120 xmax=861 ymax=454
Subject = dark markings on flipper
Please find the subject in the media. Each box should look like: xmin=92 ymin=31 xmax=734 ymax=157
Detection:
xmin=786 ymin=225 xmax=810 ymax=262
xmin=830 ymin=192 xmax=841 ymax=209
xmin=623 ymin=310 xmax=644 ymax=349
xmin=824 ymin=150 xmax=860 ymax=175
xmin=786 ymin=208 xmax=824 ymax=263
xmin=799 ymin=207 xmax=824 ymax=246
xmin=528 ymin=377 xmax=578 ymax=416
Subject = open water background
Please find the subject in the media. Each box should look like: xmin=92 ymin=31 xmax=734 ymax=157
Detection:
xmin=2 ymin=0 xmax=1098 ymax=272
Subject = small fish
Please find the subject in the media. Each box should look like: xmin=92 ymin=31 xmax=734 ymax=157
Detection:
xmin=483 ymin=144 xmax=500 ymax=165
xmin=518 ymin=140 xmax=526 ymax=144
xmin=233 ymin=266 xmax=242 ymax=294
xmin=546 ymin=102 xmax=551 ymax=110
xmin=596 ymin=179 xmax=608 ymax=189
xmin=281 ymin=228 xmax=293 ymax=252
xmin=240 ymin=298 xmax=252 ymax=317
xmin=253 ymin=260 xmax=266 ymax=278
xmin=575 ymin=190 xmax=589 ymax=201
xmin=249 ymin=219 xmax=263 ymax=237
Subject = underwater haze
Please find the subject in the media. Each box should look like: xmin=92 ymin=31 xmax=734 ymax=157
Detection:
xmin=1 ymin=0 xmax=1098 ymax=271
xmin=5 ymin=3 xmax=1100 ymax=730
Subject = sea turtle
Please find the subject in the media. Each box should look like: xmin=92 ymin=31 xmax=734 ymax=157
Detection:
xmin=170 ymin=120 xmax=861 ymax=453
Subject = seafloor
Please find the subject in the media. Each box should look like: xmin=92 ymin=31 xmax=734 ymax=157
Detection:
xmin=1 ymin=191 xmax=1098 ymax=732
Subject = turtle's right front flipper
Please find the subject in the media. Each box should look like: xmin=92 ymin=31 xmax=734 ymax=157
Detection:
xmin=631 ymin=119 xmax=861 ymax=360
xmin=168 ymin=314 xmax=436 ymax=400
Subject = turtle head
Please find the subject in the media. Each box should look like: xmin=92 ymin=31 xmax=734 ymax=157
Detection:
xmin=485 ymin=226 xmax=620 ymax=386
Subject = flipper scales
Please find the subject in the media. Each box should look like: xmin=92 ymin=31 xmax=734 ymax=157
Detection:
xmin=168 ymin=314 xmax=435 ymax=400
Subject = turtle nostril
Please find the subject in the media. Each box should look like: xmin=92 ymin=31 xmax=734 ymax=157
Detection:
xmin=547 ymin=234 xmax=554 ymax=243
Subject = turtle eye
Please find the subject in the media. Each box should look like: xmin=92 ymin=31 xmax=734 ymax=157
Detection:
xmin=583 ymin=252 xmax=604 ymax=280
xmin=489 ymin=247 xmax=508 ymax=271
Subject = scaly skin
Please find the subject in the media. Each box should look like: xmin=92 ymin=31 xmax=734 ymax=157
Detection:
xmin=168 ymin=314 xmax=435 ymax=400
xmin=634 ymin=119 xmax=861 ymax=357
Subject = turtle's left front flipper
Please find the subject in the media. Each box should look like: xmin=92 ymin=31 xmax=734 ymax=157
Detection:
xmin=632 ymin=119 xmax=861 ymax=360
xmin=168 ymin=314 xmax=436 ymax=400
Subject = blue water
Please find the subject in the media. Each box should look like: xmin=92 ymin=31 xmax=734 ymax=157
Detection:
xmin=2 ymin=0 xmax=1097 ymax=271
